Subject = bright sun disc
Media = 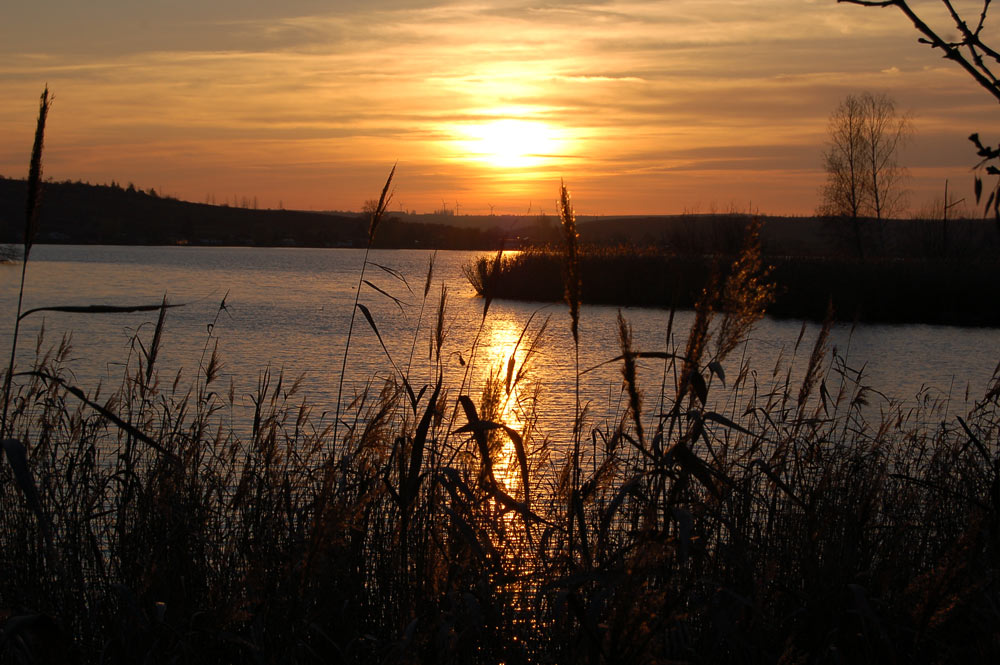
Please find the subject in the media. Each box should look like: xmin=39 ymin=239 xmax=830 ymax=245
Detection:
xmin=460 ymin=118 xmax=561 ymax=168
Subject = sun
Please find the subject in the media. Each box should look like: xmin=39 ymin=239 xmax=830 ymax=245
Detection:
xmin=459 ymin=118 xmax=563 ymax=169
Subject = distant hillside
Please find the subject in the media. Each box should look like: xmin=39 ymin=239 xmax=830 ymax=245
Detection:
xmin=0 ymin=177 xmax=507 ymax=249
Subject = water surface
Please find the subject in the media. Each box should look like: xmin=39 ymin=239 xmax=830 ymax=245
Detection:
xmin=1 ymin=245 xmax=996 ymax=442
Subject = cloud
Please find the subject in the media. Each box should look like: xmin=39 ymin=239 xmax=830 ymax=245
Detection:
xmin=0 ymin=0 xmax=995 ymax=214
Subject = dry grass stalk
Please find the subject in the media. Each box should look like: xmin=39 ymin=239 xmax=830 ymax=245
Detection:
xmin=333 ymin=165 xmax=397 ymax=450
xmin=3 ymin=87 xmax=51 ymax=438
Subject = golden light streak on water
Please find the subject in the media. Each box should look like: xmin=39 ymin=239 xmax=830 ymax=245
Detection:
xmin=479 ymin=315 xmax=533 ymax=498
xmin=475 ymin=313 xmax=551 ymax=614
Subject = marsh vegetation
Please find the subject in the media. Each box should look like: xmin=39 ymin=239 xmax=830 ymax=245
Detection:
xmin=464 ymin=223 xmax=1000 ymax=326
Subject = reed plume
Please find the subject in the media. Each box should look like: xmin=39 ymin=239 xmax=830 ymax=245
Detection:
xmin=23 ymin=87 xmax=50 ymax=261
xmin=368 ymin=163 xmax=396 ymax=243
xmin=559 ymin=181 xmax=581 ymax=346
xmin=797 ymin=300 xmax=834 ymax=416
xmin=405 ymin=251 xmax=436 ymax=378
xmin=714 ymin=217 xmax=774 ymax=361
xmin=617 ymin=310 xmax=645 ymax=448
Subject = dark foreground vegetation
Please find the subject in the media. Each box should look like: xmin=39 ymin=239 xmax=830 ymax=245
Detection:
xmin=7 ymin=289 xmax=1000 ymax=665
xmin=4 ymin=93 xmax=1000 ymax=665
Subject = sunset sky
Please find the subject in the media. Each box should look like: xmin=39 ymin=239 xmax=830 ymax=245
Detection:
xmin=1 ymin=0 xmax=997 ymax=216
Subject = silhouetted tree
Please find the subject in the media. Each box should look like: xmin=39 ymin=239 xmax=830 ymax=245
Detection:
xmin=820 ymin=94 xmax=867 ymax=220
xmin=861 ymin=93 xmax=911 ymax=219
xmin=362 ymin=198 xmax=380 ymax=219
xmin=820 ymin=92 xmax=910 ymax=221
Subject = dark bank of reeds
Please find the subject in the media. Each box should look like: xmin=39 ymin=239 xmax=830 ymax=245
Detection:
xmin=463 ymin=242 xmax=1000 ymax=326
xmin=3 ymin=94 xmax=1000 ymax=664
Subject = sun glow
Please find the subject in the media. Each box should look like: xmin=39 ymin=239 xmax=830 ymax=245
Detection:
xmin=458 ymin=118 xmax=565 ymax=169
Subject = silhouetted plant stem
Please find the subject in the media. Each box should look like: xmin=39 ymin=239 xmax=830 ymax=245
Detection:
xmin=2 ymin=87 xmax=49 ymax=438
xmin=559 ymin=181 xmax=583 ymax=564
xmin=331 ymin=164 xmax=395 ymax=453
xmin=405 ymin=251 xmax=436 ymax=381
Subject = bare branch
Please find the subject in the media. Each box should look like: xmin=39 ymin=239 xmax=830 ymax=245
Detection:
xmin=843 ymin=0 xmax=1000 ymax=103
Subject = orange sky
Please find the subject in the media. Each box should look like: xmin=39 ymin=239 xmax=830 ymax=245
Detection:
xmin=1 ymin=1 xmax=997 ymax=216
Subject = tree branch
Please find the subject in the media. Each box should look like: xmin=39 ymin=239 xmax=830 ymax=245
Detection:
xmin=841 ymin=0 xmax=1000 ymax=103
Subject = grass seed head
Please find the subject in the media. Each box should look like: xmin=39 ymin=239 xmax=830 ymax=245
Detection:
xmin=559 ymin=181 xmax=581 ymax=345
xmin=24 ymin=87 xmax=51 ymax=260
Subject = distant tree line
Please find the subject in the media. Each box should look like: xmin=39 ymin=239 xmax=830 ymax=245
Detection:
xmin=0 ymin=177 xmax=507 ymax=249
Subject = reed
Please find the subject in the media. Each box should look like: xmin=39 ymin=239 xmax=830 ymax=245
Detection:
xmin=3 ymin=238 xmax=998 ymax=665
xmin=2 ymin=87 xmax=50 ymax=437
xmin=332 ymin=164 xmax=396 ymax=451
xmin=559 ymin=182 xmax=586 ymax=568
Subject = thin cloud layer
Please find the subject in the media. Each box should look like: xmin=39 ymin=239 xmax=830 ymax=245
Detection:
xmin=0 ymin=0 xmax=995 ymax=214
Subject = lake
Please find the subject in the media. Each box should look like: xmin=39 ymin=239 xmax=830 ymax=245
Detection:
xmin=2 ymin=245 xmax=997 ymax=443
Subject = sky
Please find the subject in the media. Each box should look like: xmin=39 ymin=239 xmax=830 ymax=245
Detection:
xmin=1 ymin=0 xmax=997 ymax=216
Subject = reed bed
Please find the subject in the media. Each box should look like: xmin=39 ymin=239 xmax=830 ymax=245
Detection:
xmin=2 ymin=93 xmax=999 ymax=664
xmin=464 ymin=243 xmax=1000 ymax=326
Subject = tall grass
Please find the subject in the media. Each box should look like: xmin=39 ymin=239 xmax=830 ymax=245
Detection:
xmin=559 ymin=182 xmax=586 ymax=568
xmin=332 ymin=163 xmax=395 ymax=448
xmin=2 ymin=97 xmax=999 ymax=665
xmin=2 ymin=87 xmax=50 ymax=437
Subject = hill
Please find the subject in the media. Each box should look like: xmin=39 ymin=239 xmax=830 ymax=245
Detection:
xmin=0 ymin=177 xmax=506 ymax=249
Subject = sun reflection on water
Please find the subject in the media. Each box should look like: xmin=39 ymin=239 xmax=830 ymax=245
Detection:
xmin=478 ymin=315 xmax=539 ymax=497
xmin=468 ymin=310 xmax=560 ymax=636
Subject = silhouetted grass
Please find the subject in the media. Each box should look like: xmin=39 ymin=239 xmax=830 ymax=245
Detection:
xmin=4 ymin=244 xmax=1000 ymax=665
xmin=4 ymin=230 xmax=998 ymax=664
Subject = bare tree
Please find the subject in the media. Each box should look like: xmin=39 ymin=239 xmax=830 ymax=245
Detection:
xmin=820 ymin=92 xmax=910 ymax=220
xmin=861 ymin=92 xmax=911 ymax=219
xmin=840 ymin=0 xmax=1000 ymax=217
xmin=820 ymin=94 xmax=867 ymax=219
xmin=362 ymin=198 xmax=380 ymax=218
